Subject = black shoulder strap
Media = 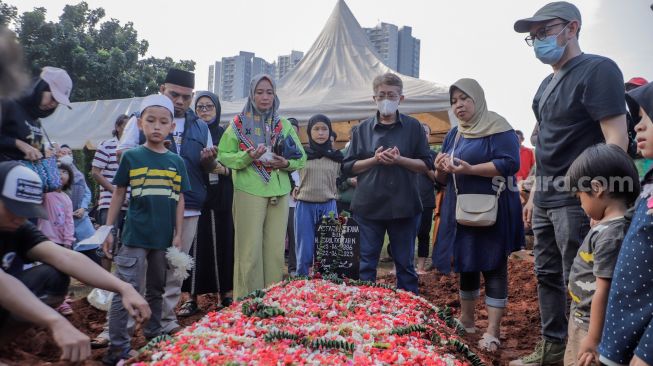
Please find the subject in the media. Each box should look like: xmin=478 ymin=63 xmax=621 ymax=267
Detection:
xmin=537 ymin=53 xmax=594 ymax=120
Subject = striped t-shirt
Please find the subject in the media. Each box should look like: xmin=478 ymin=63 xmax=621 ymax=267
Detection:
xmin=92 ymin=137 xmax=127 ymax=210
xmin=113 ymin=146 xmax=190 ymax=250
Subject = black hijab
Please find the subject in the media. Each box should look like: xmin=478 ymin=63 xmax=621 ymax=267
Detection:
xmin=304 ymin=114 xmax=343 ymax=162
xmin=194 ymin=90 xmax=223 ymax=144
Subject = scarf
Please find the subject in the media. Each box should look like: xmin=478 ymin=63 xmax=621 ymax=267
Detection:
xmin=232 ymin=74 xmax=283 ymax=183
xmin=450 ymin=78 xmax=513 ymax=139
xmin=304 ymin=114 xmax=343 ymax=162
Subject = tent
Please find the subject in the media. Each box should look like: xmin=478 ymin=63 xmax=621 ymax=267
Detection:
xmin=42 ymin=0 xmax=452 ymax=149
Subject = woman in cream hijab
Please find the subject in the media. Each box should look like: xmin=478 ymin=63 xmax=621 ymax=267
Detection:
xmin=433 ymin=78 xmax=524 ymax=351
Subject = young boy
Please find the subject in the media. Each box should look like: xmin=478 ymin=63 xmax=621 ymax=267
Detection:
xmin=564 ymin=143 xmax=641 ymax=366
xmin=102 ymin=95 xmax=190 ymax=365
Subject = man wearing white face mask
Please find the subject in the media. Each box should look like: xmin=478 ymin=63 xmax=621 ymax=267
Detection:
xmin=342 ymin=73 xmax=432 ymax=294
xmin=511 ymin=2 xmax=628 ymax=365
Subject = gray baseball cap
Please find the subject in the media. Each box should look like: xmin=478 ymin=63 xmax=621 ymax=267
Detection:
xmin=514 ymin=1 xmax=582 ymax=33
xmin=0 ymin=162 xmax=47 ymax=219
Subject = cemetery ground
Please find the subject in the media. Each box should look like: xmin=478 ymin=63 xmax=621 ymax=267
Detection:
xmin=0 ymin=249 xmax=539 ymax=365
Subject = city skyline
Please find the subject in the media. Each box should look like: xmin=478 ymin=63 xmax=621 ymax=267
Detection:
xmin=207 ymin=19 xmax=421 ymax=101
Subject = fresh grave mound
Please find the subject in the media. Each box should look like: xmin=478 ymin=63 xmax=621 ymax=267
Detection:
xmin=131 ymin=277 xmax=485 ymax=365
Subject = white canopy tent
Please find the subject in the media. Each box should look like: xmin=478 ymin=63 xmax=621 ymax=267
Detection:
xmin=43 ymin=0 xmax=452 ymax=149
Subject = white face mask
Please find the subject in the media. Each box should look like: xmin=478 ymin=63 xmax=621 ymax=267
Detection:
xmin=59 ymin=155 xmax=73 ymax=166
xmin=377 ymin=99 xmax=400 ymax=116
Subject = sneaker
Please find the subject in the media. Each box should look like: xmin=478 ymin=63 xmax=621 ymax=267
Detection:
xmin=509 ymin=339 xmax=565 ymax=366
xmin=56 ymin=302 xmax=73 ymax=316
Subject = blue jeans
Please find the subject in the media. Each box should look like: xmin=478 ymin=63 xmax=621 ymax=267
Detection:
xmin=532 ymin=204 xmax=589 ymax=343
xmin=355 ymin=214 xmax=420 ymax=294
xmin=294 ymin=200 xmax=337 ymax=276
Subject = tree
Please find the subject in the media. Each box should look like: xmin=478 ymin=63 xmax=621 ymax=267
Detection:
xmin=0 ymin=1 xmax=195 ymax=101
xmin=0 ymin=1 xmax=16 ymax=27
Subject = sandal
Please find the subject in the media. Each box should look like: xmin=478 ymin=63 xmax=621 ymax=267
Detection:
xmin=478 ymin=332 xmax=500 ymax=352
xmin=454 ymin=318 xmax=477 ymax=334
xmin=176 ymin=300 xmax=198 ymax=317
xmin=90 ymin=336 xmax=110 ymax=349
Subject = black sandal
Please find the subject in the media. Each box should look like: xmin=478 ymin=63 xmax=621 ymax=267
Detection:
xmin=177 ymin=300 xmax=198 ymax=317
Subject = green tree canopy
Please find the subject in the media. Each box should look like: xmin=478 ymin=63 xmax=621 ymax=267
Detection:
xmin=0 ymin=1 xmax=195 ymax=101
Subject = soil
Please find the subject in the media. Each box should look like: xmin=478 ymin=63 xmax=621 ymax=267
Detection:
xmin=0 ymin=252 xmax=539 ymax=366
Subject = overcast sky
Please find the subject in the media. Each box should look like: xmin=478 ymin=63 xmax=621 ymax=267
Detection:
xmin=15 ymin=0 xmax=653 ymax=145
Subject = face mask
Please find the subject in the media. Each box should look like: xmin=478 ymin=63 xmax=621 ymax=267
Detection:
xmin=377 ymin=99 xmax=400 ymax=116
xmin=59 ymin=155 xmax=73 ymax=166
xmin=533 ymin=24 xmax=569 ymax=65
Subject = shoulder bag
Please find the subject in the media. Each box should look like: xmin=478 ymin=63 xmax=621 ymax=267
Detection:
xmin=452 ymin=132 xmax=503 ymax=227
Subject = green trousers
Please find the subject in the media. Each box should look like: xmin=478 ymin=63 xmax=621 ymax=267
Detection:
xmin=232 ymin=189 xmax=289 ymax=298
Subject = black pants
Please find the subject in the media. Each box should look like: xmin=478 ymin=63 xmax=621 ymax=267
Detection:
xmin=0 ymin=264 xmax=70 ymax=328
xmin=417 ymin=208 xmax=434 ymax=258
xmin=287 ymin=207 xmax=297 ymax=273
xmin=459 ymin=260 xmax=508 ymax=308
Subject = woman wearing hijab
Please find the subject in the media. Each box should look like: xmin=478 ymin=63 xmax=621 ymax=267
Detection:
xmin=178 ymin=91 xmax=235 ymax=316
xmin=218 ymin=75 xmax=306 ymax=298
xmin=433 ymin=78 xmax=523 ymax=352
xmin=292 ymin=114 xmax=343 ymax=276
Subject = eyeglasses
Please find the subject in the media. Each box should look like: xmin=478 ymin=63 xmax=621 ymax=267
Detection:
xmin=524 ymin=22 xmax=569 ymax=46
xmin=374 ymin=92 xmax=401 ymax=101
xmin=196 ymin=104 xmax=215 ymax=112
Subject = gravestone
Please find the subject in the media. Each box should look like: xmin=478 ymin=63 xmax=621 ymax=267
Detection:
xmin=314 ymin=214 xmax=360 ymax=279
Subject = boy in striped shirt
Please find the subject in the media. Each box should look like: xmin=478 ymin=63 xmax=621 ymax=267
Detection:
xmin=101 ymin=95 xmax=190 ymax=365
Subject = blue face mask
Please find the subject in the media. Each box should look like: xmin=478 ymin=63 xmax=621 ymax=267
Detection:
xmin=533 ymin=25 xmax=569 ymax=65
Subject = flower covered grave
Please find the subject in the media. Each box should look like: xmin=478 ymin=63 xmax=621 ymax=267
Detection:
xmin=132 ymin=277 xmax=485 ymax=365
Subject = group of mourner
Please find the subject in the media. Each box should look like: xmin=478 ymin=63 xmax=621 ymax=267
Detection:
xmin=0 ymin=2 xmax=653 ymax=365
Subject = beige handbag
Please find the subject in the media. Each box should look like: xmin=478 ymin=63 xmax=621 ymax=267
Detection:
xmin=451 ymin=132 xmax=503 ymax=227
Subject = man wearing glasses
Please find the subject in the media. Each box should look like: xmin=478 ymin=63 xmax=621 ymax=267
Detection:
xmin=512 ymin=2 xmax=628 ymax=365
xmin=342 ymin=73 xmax=432 ymax=294
xmin=117 ymin=68 xmax=217 ymax=336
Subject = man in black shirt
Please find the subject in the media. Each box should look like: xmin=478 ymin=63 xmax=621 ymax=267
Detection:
xmin=0 ymin=161 xmax=150 ymax=362
xmin=512 ymin=2 xmax=628 ymax=365
xmin=342 ymin=73 xmax=432 ymax=293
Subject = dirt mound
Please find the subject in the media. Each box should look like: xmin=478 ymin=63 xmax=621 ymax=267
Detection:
xmin=0 ymin=256 xmax=539 ymax=365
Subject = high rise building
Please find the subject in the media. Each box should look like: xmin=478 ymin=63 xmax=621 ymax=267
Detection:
xmin=208 ymin=50 xmax=303 ymax=101
xmin=220 ymin=51 xmax=254 ymax=101
xmin=253 ymin=57 xmax=276 ymax=79
xmin=208 ymin=61 xmax=222 ymax=96
xmin=364 ymin=22 xmax=420 ymax=78
xmin=398 ymin=26 xmax=420 ymax=78
xmin=364 ymin=23 xmax=399 ymax=70
xmin=276 ymin=50 xmax=304 ymax=80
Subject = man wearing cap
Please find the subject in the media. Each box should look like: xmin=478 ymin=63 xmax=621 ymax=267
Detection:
xmin=117 ymin=68 xmax=216 ymax=335
xmin=0 ymin=66 xmax=73 ymax=162
xmin=0 ymin=161 xmax=150 ymax=362
xmin=513 ymin=2 xmax=628 ymax=364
